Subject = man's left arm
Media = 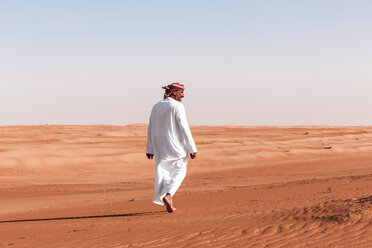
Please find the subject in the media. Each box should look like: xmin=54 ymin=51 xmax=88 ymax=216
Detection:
xmin=146 ymin=117 xmax=154 ymax=160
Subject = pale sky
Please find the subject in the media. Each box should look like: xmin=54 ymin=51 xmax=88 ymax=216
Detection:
xmin=1 ymin=0 xmax=371 ymax=126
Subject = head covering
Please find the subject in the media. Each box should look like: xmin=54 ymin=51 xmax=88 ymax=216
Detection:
xmin=162 ymin=82 xmax=185 ymax=98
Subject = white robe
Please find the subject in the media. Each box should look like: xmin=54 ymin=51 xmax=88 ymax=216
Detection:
xmin=147 ymin=97 xmax=197 ymax=205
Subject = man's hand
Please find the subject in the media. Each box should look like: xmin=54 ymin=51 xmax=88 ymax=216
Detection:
xmin=190 ymin=152 xmax=197 ymax=159
xmin=146 ymin=153 xmax=154 ymax=159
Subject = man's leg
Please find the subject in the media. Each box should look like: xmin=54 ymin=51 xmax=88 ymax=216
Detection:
xmin=161 ymin=158 xmax=187 ymax=212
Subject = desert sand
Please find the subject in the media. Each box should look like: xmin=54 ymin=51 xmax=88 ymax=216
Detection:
xmin=0 ymin=125 xmax=372 ymax=247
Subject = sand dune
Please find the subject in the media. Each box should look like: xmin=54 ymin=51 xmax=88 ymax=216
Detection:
xmin=0 ymin=125 xmax=372 ymax=247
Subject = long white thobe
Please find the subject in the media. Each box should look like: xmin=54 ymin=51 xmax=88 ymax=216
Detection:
xmin=147 ymin=97 xmax=197 ymax=205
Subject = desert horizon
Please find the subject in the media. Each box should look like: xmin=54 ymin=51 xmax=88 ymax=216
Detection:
xmin=1 ymin=124 xmax=371 ymax=247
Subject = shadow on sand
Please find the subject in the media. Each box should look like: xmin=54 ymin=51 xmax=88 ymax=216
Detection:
xmin=0 ymin=211 xmax=166 ymax=224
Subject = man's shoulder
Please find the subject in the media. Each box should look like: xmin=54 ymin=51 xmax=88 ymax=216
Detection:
xmin=153 ymin=98 xmax=183 ymax=109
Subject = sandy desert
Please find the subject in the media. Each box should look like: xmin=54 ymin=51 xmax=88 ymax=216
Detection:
xmin=0 ymin=124 xmax=372 ymax=248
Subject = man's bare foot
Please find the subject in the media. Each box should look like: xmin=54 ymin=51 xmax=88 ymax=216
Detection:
xmin=170 ymin=197 xmax=176 ymax=210
xmin=163 ymin=194 xmax=176 ymax=213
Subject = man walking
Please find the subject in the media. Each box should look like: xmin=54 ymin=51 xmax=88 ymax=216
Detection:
xmin=146 ymin=83 xmax=197 ymax=213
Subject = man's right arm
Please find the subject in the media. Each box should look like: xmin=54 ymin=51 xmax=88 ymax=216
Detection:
xmin=175 ymin=105 xmax=197 ymax=158
xmin=190 ymin=152 xmax=197 ymax=159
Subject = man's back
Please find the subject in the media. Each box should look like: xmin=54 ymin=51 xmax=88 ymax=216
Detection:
xmin=147 ymin=97 xmax=191 ymax=160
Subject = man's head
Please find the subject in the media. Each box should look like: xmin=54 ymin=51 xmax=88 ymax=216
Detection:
xmin=162 ymin=83 xmax=185 ymax=102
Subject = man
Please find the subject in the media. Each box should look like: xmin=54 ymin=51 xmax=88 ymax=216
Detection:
xmin=146 ymin=82 xmax=197 ymax=213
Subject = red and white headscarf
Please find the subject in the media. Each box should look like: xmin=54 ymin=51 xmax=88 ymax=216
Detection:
xmin=162 ymin=82 xmax=185 ymax=98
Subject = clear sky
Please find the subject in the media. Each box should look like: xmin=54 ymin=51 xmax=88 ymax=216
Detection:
xmin=1 ymin=0 xmax=371 ymax=126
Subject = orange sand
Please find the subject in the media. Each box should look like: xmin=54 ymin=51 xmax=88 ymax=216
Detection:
xmin=0 ymin=125 xmax=372 ymax=247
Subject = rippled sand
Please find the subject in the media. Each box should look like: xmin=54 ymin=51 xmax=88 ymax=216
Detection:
xmin=1 ymin=125 xmax=372 ymax=247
